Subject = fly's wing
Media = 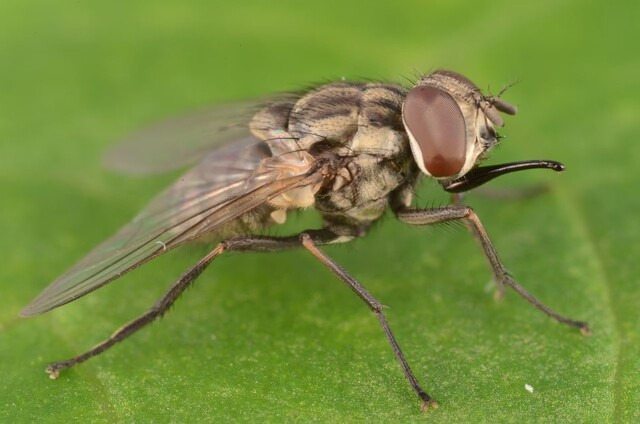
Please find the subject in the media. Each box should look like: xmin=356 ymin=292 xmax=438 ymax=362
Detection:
xmin=21 ymin=137 xmax=324 ymax=317
xmin=104 ymin=95 xmax=299 ymax=175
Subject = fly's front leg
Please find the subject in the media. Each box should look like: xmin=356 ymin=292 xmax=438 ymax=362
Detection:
xmin=396 ymin=205 xmax=590 ymax=335
xmin=451 ymin=185 xmax=555 ymax=299
xmin=300 ymin=235 xmax=438 ymax=411
xmin=450 ymin=193 xmax=505 ymax=300
xmin=45 ymin=227 xmax=357 ymax=379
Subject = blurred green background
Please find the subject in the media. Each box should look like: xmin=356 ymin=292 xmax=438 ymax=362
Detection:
xmin=1 ymin=0 xmax=638 ymax=422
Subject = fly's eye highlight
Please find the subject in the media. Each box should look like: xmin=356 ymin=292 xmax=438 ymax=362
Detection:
xmin=403 ymin=85 xmax=467 ymax=177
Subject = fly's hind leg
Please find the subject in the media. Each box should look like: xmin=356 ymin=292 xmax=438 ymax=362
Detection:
xmin=396 ymin=205 xmax=590 ymax=335
xmin=45 ymin=228 xmax=358 ymax=378
xmin=46 ymin=244 xmax=227 ymax=378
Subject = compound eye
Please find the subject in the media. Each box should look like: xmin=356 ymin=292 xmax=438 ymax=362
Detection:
xmin=403 ymin=85 xmax=467 ymax=177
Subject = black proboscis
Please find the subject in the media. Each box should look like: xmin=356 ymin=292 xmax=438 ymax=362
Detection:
xmin=443 ymin=160 xmax=565 ymax=193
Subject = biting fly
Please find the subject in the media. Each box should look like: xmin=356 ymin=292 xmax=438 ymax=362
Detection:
xmin=22 ymin=70 xmax=589 ymax=410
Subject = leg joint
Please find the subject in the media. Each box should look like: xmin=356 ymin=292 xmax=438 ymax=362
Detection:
xmin=299 ymin=232 xmax=311 ymax=245
xmin=463 ymin=206 xmax=476 ymax=219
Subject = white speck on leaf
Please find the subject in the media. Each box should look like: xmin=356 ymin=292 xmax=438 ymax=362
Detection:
xmin=525 ymin=384 xmax=534 ymax=393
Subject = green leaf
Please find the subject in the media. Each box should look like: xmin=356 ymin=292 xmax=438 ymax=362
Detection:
xmin=1 ymin=0 xmax=637 ymax=422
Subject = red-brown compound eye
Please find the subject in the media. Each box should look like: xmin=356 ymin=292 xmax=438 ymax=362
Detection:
xmin=403 ymin=85 xmax=467 ymax=177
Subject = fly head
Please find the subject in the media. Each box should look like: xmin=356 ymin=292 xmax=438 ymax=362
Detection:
xmin=402 ymin=70 xmax=563 ymax=193
xmin=402 ymin=70 xmax=517 ymax=180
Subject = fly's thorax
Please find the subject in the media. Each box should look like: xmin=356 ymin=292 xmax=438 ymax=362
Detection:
xmin=286 ymin=81 xmax=408 ymax=150
xmin=314 ymin=153 xmax=412 ymax=226
xmin=248 ymin=80 xmax=416 ymax=227
xmin=402 ymin=70 xmax=517 ymax=181
xmin=288 ymin=82 xmax=363 ymax=145
xmin=250 ymin=80 xmax=411 ymax=161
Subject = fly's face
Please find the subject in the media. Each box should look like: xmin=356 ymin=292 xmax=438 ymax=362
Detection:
xmin=402 ymin=70 xmax=517 ymax=180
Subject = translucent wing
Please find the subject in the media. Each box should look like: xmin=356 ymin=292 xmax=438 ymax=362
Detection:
xmin=104 ymin=95 xmax=299 ymax=175
xmin=22 ymin=136 xmax=323 ymax=316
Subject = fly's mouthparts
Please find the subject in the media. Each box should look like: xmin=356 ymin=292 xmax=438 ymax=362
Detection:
xmin=443 ymin=160 xmax=565 ymax=193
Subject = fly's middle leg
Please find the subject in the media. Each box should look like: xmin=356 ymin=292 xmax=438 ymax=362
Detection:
xmin=225 ymin=229 xmax=437 ymax=410
xmin=300 ymin=234 xmax=438 ymax=411
xmin=396 ymin=205 xmax=590 ymax=336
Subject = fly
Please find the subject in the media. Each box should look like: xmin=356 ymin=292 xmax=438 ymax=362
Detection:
xmin=22 ymin=70 xmax=590 ymax=411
